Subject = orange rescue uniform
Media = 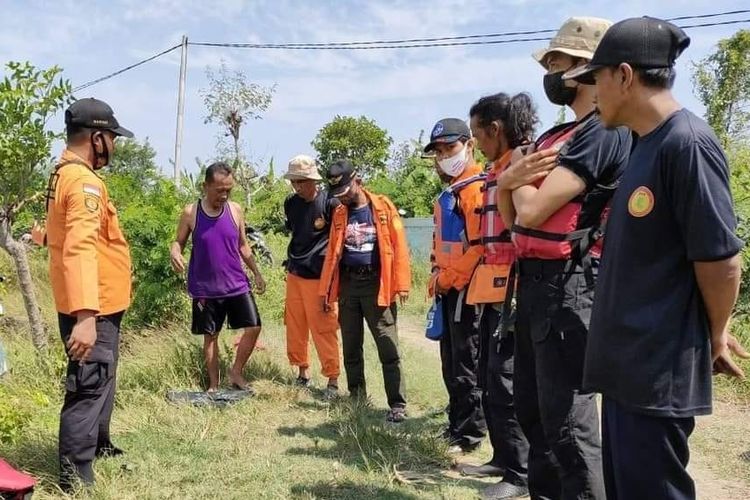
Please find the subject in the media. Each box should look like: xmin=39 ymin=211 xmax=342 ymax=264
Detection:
xmin=319 ymin=189 xmax=411 ymax=306
xmin=46 ymin=149 xmax=132 ymax=315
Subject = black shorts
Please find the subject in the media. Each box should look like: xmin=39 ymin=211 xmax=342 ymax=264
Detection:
xmin=191 ymin=292 xmax=261 ymax=335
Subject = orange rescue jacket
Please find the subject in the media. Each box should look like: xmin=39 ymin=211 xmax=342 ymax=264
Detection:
xmin=45 ymin=149 xmax=132 ymax=316
xmin=319 ymin=189 xmax=411 ymax=307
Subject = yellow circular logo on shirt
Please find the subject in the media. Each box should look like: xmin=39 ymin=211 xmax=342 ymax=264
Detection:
xmin=313 ymin=217 xmax=325 ymax=230
xmin=628 ymin=186 xmax=654 ymax=218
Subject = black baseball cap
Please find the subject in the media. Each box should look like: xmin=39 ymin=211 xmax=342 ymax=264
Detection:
xmin=424 ymin=118 xmax=470 ymax=153
xmin=65 ymin=98 xmax=134 ymax=138
xmin=563 ymin=17 xmax=690 ymax=84
xmin=327 ymin=159 xmax=357 ymax=197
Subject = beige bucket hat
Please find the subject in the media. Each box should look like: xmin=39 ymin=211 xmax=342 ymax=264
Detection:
xmin=533 ymin=17 xmax=613 ymax=69
xmin=284 ymin=154 xmax=322 ymax=181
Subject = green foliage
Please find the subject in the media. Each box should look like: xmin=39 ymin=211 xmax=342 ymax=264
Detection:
xmin=201 ymin=61 xmax=276 ymax=152
xmin=369 ymin=139 xmax=442 ymax=217
xmin=692 ymin=30 xmax=750 ymax=316
xmin=245 ymin=170 xmax=293 ymax=234
xmin=728 ymin=144 xmax=750 ymax=315
xmin=692 ymin=30 xmax=750 ymax=146
xmin=107 ymin=140 xmax=192 ymax=328
xmin=0 ymin=61 xmax=71 ymax=219
xmin=312 ymin=115 xmax=393 ymax=177
xmin=0 ymin=385 xmax=32 ymax=444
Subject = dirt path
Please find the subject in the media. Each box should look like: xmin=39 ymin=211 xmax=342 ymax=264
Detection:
xmin=398 ymin=315 xmax=750 ymax=500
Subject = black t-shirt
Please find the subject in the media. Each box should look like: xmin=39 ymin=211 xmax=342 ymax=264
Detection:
xmin=585 ymin=109 xmax=744 ymax=417
xmin=557 ymin=114 xmax=633 ymax=232
xmin=555 ymin=113 xmax=632 ymax=195
xmin=284 ymin=190 xmax=338 ymax=279
xmin=341 ymin=204 xmax=380 ymax=268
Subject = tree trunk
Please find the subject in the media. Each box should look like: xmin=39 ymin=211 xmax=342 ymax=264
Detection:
xmin=0 ymin=217 xmax=47 ymax=352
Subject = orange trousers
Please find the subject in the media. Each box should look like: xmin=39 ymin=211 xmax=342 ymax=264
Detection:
xmin=285 ymin=272 xmax=340 ymax=378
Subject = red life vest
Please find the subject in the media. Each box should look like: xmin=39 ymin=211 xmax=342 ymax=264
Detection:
xmin=512 ymin=112 xmax=615 ymax=261
xmin=479 ymin=152 xmax=515 ymax=266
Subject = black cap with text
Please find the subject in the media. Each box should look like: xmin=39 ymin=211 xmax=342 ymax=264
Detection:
xmin=563 ymin=17 xmax=690 ymax=84
xmin=65 ymin=98 xmax=134 ymax=138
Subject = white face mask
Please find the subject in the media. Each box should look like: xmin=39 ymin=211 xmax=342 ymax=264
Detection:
xmin=437 ymin=145 xmax=468 ymax=177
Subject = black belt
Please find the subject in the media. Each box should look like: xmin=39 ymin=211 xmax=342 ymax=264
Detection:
xmin=517 ymin=258 xmax=593 ymax=276
xmin=341 ymin=264 xmax=380 ymax=276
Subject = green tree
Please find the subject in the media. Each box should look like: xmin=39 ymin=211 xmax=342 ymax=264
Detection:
xmin=692 ymin=30 xmax=750 ymax=147
xmin=692 ymin=29 xmax=750 ymax=314
xmin=312 ymin=115 xmax=392 ymax=177
xmin=107 ymin=140 xmax=193 ymax=327
xmin=108 ymin=138 xmax=160 ymax=181
xmin=201 ymin=61 xmax=276 ymax=206
xmin=369 ymin=135 xmax=441 ymax=217
xmin=0 ymin=62 xmax=71 ymax=351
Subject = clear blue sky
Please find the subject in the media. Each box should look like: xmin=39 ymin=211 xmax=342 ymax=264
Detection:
xmin=2 ymin=0 xmax=749 ymax=176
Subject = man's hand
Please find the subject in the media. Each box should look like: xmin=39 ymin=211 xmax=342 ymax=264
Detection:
xmin=498 ymin=147 xmax=558 ymax=191
xmin=170 ymin=243 xmax=185 ymax=273
xmin=397 ymin=291 xmax=409 ymax=307
xmin=712 ymin=331 xmax=749 ymax=379
xmin=67 ymin=312 xmax=97 ymax=361
xmin=253 ymin=272 xmax=267 ymax=295
xmin=31 ymin=220 xmax=46 ymax=246
xmin=321 ymin=297 xmax=332 ymax=313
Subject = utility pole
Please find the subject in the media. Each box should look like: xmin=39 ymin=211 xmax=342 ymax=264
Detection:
xmin=174 ymin=35 xmax=188 ymax=182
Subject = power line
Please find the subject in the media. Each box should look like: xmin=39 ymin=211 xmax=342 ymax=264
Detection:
xmin=189 ymin=36 xmax=554 ymax=50
xmin=73 ymin=43 xmax=181 ymax=93
xmin=190 ymin=8 xmax=750 ymax=49
xmin=189 ymin=19 xmax=750 ymax=50
xmin=73 ymin=9 xmax=750 ymax=90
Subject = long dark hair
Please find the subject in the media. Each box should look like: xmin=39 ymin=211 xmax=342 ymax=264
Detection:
xmin=469 ymin=92 xmax=538 ymax=148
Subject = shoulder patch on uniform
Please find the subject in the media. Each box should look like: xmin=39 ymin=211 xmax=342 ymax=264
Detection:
xmin=628 ymin=186 xmax=654 ymax=218
xmin=84 ymin=194 xmax=100 ymax=212
xmin=82 ymin=183 xmax=101 ymax=197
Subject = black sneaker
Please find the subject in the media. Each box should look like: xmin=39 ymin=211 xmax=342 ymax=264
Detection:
xmin=458 ymin=462 xmax=505 ymax=478
xmin=481 ymin=480 xmax=529 ymax=500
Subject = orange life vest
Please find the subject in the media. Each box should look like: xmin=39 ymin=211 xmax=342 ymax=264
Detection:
xmin=467 ymin=151 xmax=515 ymax=305
xmin=432 ymin=174 xmax=485 ymax=271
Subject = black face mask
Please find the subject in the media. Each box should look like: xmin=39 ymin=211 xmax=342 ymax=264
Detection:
xmin=90 ymin=132 xmax=110 ymax=170
xmin=543 ymin=70 xmax=578 ymax=106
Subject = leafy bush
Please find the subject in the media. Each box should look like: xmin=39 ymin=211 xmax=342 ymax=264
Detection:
xmin=114 ymin=177 xmax=192 ymax=328
xmin=728 ymin=145 xmax=750 ymax=316
xmin=0 ymin=387 xmax=31 ymax=444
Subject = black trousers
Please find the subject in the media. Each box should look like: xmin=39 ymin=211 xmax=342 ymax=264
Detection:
xmin=58 ymin=312 xmax=123 ymax=490
xmin=478 ymin=305 xmax=529 ymax=486
xmin=338 ymin=273 xmax=406 ymax=409
xmin=602 ymin=397 xmax=696 ymax=500
xmin=439 ymin=289 xmax=485 ymax=447
xmin=514 ymin=259 xmax=605 ymax=500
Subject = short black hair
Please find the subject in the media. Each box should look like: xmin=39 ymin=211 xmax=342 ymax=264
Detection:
xmin=205 ymin=161 xmax=234 ymax=183
xmin=66 ymin=125 xmax=94 ymax=143
xmin=635 ymin=67 xmax=676 ymax=89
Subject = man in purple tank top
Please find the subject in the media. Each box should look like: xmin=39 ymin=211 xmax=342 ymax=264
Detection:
xmin=170 ymin=162 xmax=266 ymax=393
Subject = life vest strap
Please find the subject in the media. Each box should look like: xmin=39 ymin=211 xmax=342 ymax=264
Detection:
xmin=481 ymin=231 xmax=512 ymax=244
xmin=510 ymin=224 xmax=591 ymax=242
